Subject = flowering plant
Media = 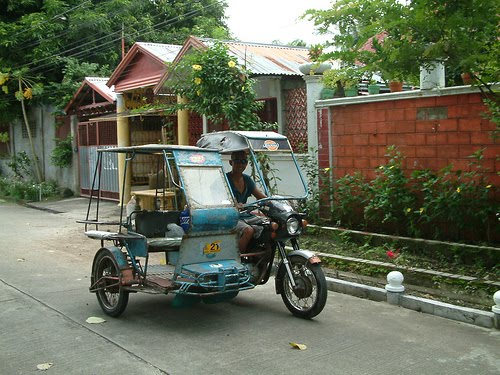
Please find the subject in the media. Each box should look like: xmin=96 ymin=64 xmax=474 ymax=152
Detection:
xmin=308 ymin=44 xmax=323 ymax=62
xmin=166 ymin=42 xmax=264 ymax=130
xmin=386 ymin=248 xmax=400 ymax=260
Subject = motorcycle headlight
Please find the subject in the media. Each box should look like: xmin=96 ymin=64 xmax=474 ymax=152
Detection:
xmin=286 ymin=217 xmax=300 ymax=235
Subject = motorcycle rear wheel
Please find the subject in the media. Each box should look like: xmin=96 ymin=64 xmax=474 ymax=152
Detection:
xmin=92 ymin=249 xmax=129 ymax=317
xmin=279 ymin=255 xmax=327 ymax=319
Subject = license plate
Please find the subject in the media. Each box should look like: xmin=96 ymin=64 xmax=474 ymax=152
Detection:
xmin=203 ymin=240 xmax=221 ymax=254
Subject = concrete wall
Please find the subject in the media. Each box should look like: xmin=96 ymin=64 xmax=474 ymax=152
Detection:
xmin=0 ymin=105 xmax=78 ymax=195
xmin=316 ymin=86 xmax=499 ymax=186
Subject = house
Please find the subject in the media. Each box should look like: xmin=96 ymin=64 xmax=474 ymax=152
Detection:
xmin=70 ymin=37 xmax=312 ymax=201
xmin=64 ymin=77 xmax=116 ymax=197
xmin=66 ymin=43 xmax=182 ymax=198
xmin=154 ymin=36 xmax=311 ymax=150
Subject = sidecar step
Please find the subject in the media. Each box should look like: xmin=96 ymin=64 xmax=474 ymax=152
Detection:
xmin=146 ymin=276 xmax=175 ymax=289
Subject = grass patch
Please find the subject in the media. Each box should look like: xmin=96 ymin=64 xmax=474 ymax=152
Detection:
xmin=301 ymin=226 xmax=499 ymax=311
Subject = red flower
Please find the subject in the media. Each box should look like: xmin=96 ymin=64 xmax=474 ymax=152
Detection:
xmin=386 ymin=248 xmax=400 ymax=259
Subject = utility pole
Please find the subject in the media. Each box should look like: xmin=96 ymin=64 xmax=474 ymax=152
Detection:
xmin=121 ymin=23 xmax=125 ymax=59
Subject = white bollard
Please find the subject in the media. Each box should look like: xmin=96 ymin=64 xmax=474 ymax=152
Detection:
xmin=385 ymin=271 xmax=405 ymax=305
xmin=492 ymin=291 xmax=500 ymax=329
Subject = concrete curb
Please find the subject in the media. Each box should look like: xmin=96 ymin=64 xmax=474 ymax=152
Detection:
xmin=326 ymin=276 xmax=498 ymax=329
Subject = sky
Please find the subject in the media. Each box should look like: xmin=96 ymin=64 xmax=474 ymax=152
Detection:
xmin=225 ymin=0 xmax=333 ymax=46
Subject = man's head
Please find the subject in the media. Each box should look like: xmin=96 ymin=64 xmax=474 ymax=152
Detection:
xmin=229 ymin=151 xmax=248 ymax=168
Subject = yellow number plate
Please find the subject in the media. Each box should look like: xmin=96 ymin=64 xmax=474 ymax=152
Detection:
xmin=203 ymin=240 xmax=221 ymax=254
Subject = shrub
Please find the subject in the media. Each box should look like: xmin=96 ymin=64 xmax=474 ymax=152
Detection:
xmin=0 ymin=177 xmax=61 ymax=201
xmin=7 ymin=151 xmax=33 ymax=179
xmin=322 ymin=146 xmax=498 ymax=244
xmin=364 ymin=146 xmax=415 ymax=235
xmin=332 ymin=172 xmax=367 ymax=228
xmin=50 ymin=136 xmax=73 ymax=168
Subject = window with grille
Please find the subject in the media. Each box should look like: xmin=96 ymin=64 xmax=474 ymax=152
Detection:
xmin=0 ymin=123 xmax=9 ymax=155
xmin=21 ymin=120 xmax=36 ymax=139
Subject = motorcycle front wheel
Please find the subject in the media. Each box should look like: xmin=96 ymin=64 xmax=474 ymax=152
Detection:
xmin=279 ymin=255 xmax=327 ymax=319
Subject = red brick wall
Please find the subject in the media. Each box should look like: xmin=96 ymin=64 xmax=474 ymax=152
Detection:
xmin=320 ymin=92 xmax=499 ymax=186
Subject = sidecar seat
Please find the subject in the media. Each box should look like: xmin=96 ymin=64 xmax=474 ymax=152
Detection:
xmin=134 ymin=210 xmax=182 ymax=252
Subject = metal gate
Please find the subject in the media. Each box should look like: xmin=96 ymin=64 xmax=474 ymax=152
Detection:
xmin=78 ymin=121 xmax=119 ymax=200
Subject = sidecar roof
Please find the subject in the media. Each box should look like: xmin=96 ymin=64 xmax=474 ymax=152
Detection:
xmin=97 ymin=144 xmax=212 ymax=155
xmin=196 ymin=131 xmax=292 ymax=154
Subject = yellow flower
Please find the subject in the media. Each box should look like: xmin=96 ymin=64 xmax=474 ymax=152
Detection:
xmin=324 ymin=167 xmax=330 ymax=172
xmin=196 ymin=90 xmax=201 ymax=96
xmin=194 ymin=77 xmax=202 ymax=85
xmin=192 ymin=64 xmax=202 ymax=71
xmin=389 ymin=165 xmax=394 ymax=169
xmin=419 ymin=207 xmax=424 ymax=214
xmin=23 ymin=88 xmax=33 ymax=100
xmin=228 ymin=60 xmax=236 ymax=68
xmin=406 ymin=208 xmax=411 ymax=213
xmin=456 ymin=187 xmax=461 ymax=193
xmin=486 ymin=185 xmax=492 ymax=189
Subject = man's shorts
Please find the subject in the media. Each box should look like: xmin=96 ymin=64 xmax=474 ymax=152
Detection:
xmin=235 ymin=220 xmax=263 ymax=238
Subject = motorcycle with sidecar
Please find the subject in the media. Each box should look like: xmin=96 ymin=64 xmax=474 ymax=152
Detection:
xmin=80 ymin=131 xmax=327 ymax=318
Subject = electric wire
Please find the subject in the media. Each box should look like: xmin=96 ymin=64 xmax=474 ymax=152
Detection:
xmin=14 ymin=0 xmax=175 ymax=56
xmin=27 ymin=9 xmax=200 ymax=75
xmin=1 ymin=4 xmax=217 ymax=106
xmin=12 ymin=0 xmax=214 ymax=71
xmin=13 ymin=0 xmax=92 ymax=40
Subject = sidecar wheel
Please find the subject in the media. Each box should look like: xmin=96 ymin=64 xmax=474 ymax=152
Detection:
xmin=92 ymin=249 xmax=129 ymax=317
xmin=279 ymin=256 xmax=327 ymax=319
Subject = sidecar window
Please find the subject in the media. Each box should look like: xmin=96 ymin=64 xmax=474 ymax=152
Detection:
xmin=180 ymin=166 xmax=234 ymax=209
xmin=248 ymin=152 xmax=308 ymax=198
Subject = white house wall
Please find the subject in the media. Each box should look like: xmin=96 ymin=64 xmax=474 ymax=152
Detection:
xmin=254 ymin=76 xmax=283 ymax=133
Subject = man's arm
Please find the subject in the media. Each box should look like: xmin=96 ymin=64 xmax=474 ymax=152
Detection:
xmin=252 ymin=186 xmax=266 ymax=200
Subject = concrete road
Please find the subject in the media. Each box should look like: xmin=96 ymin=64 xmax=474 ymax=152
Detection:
xmin=0 ymin=198 xmax=499 ymax=375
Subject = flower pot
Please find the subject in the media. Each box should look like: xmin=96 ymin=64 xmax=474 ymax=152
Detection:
xmin=320 ymin=88 xmax=336 ymax=99
xmin=344 ymin=86 xmax=358 ymax=97
xmin=389 ymin=81 xmax=403 ymax=92
xmin=299 ymin=62 xmax=332 ymax=75
xmin=367 ymin=84 xmax=380 ymax=95
xmin=461 ymin=72 xmax=476 ymax=85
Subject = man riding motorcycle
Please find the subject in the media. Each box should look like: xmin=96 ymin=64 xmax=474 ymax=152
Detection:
xmin=226 ymin=150 xmax=266 ymax=252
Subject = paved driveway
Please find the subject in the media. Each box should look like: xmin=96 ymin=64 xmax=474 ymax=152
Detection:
xmin=0 ymin=198 xmax=498 ymax=374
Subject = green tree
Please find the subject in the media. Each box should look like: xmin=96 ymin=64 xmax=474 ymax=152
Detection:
xmin=304 ymin=0 xmax=499 ymax=85
xmin=0 ymin=0 xmax=229 ymax=118
xmin=0 ymin=0 xmax=230 ymax=182
xmin=0 ymin=69 xmax=44 ymax=182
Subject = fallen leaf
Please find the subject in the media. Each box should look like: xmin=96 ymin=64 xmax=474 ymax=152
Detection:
xmin=37 ymin=363 xmax=53 ymax=370
xmin=17 ymin=258 xmax=26 ymax=262
xmin=289 ymin=342 xmax=307 ymax=350
xmin=86 ymin=316 xmax=106 ymax=324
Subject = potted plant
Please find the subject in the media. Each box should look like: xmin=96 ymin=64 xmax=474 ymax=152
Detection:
xmin=366 ymin=73 xmax=381 ymax=94
xmin=322 ymin=65 xmax=362 ymax=97
xmin=377 ymin=68 xmax=405 ymax=92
